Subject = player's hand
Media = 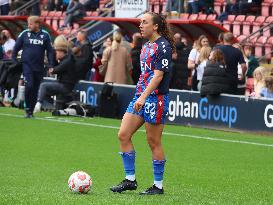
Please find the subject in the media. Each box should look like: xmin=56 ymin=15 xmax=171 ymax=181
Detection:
xmin=133 ymin=95 xmax=145 ymax=112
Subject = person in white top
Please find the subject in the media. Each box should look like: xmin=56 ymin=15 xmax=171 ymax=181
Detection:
xmin=2 ymin=30 xmax=15 ymax=59
xmin=196 ymin=46 xmax=211 ymax=91
xmin=0 ymin=0 xmax=9 ymax=15
xmin=188 ymin=35 xmax=210 ymax=90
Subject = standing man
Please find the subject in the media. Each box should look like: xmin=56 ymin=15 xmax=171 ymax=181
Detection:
xmin=215 ymin=32 xmax=247 ymax=94
xmin=12 ymin=16 xmax=54 ymax=118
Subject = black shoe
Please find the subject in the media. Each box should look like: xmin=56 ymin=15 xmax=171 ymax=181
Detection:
xmin=139 ymin=185 xmax=164 ymax=195
xmin=110 ymin=179 xmax=137 ymax=193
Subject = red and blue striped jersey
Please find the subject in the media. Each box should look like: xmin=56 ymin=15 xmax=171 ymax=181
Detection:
xmin=135 ymin=36 xmax=172 ymax=95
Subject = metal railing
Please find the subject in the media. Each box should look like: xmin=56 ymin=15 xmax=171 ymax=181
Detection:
xmin=11 ymin=0 xmax=40 ymax=16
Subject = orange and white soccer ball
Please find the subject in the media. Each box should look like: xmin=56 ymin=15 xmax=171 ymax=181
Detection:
xmin=68 ymin=171 xmax=92 ymax=193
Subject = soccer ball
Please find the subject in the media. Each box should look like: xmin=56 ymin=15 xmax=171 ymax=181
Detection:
xmin=68 ymin=171 xmax=92 ymax=194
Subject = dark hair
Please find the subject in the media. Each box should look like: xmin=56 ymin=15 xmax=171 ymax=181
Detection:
xmin=146 ymin=12 xmax=175 ymax=53
xmin=265 ymin=76 xmax=273 ymax=92
xmin=210 ymin=49 xmax=225 ymax=65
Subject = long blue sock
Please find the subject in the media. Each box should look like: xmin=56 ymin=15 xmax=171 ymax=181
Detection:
xmin=119 ymin=151 xmax=136 ymax=181
xmin=153 ymin=159 xmax=166 ymax=189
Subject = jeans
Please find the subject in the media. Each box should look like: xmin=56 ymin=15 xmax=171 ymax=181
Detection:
xmin=187 ymin=1 xmax=199 ymax=14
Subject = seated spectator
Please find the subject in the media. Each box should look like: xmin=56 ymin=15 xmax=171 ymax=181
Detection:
xmin=201 ymin=49 xmax=233 ymax=97
xmin=61 ymin=0 xmax=86 ymax=28
xmin=98 ymin=0 xmax=114 ymax=16
xmin=187 ymin=0 xmax=199 ymax=14
xmin=196 ymin=46 xmax=211 ymax=91
xmin=1 ymin=30 xmax=15 ymax=60
xmin=82 ymin=0 xmax=99 ymax=11
xmin=250 ymin=66 xmax=266 ymax=97
xmin=0 ymin=0 xmax=9 ymax=15
xmin=214 ymin=32 xmax=247 ymax=95
xmin=217 ymin=0 xmax=238 ymax=22
xmin=238 ymin=0 xmax=261 ymax=15
xmin=165 ymin=0 xmax=184 ymax=17
xmin=47 ymin=0 xmax=69 ymax=11
xmin=33 ymin=35 xmax=78 ymax=113
xmin=260 ymin=75 xmax=273 ymax=99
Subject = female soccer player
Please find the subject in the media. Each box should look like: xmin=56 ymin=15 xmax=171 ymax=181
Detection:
xmin=110 ymin=12 xmax=175 ymax=195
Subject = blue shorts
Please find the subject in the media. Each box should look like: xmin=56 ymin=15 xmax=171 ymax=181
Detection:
xmin=126 ymin=94 xmax=169 ymax=124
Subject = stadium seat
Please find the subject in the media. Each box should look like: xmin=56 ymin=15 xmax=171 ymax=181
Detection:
xmin=198 ymin=14 xmax=207 ymax=21
xmin=223 ymin=15 xmax=236 ymax=32
xmin=242 ymin=15 xmax=256 ymax=36
xmin=86 ymin=11 xmax=92 ymax=16
xmin=206 ymin=14 xmax=217 ymax=21
xmin=189 ymin=14 xmax=198 ymax=21
xmin=180 ymin=13 xmax=189 ymax=21
xmin=254 ymin=36 xmax=268 ymax=57
xmin=91 ymin=11 xmax=99 ymax=16
xmin=52 ymin=11 xmax=63 ymax=31
xmin=263 ymin=16 xmax=273 ymax=37
xmin=45 ymin=11 xmax=56 ymax=26
xmin=214 ymin=1 xmax=224 ymax=15
xmin=252 ymin=16 xmax=266 ymax=35
xmin=233 ymin=15 xmax=246 ymax=37
xmin=261 ymin=0 xmax=273 ymax=16
xmin=265 ymin=36 xmax=273 ymax=59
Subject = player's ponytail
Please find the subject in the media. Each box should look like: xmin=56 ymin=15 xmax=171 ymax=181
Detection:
xmin=147 ymin=12 xmax=175 ymax=53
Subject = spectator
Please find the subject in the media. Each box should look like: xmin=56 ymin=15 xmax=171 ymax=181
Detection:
xmin=2 ymin=30 xmax=16 ymax=59
xmin=34 ymin=35 xmax=77 ymax=113
xmin=0 ymin=0 xmax=9 ymax=15
xmin=99 ymin=37 xmax=112 ymax=56
xmin=260 ymin=75 xmax=273 ymax=99
xmin=131 ymin=33 xmax=142 ymax=85
xmin=187 ymin=0 xmax=199 ymax=14
xmin=251 ymin=66 xmax=266 ymax=97
xmin=47 ymin=0 xmax=69 ymax=11
xmin=215 ymin=32 xmax=247 ymax=94
xmin=0 ymin=32 xmax=6 ymax=60
xmin=196 ymin=46 xmax=211 ymax=91
xmin=61 ymin=0 xmax=86 ymax=28
xmin=73 ymin=30 xmax=93 ymax=80
xmin=181 ymin=36 xmax=188 ymax=47
xmin=201 ymin=49 xmax=233 ymax=97
xmin=165 ymin=0 xmax=184 ymax=16
xmin=98 ymin=0 xmax=114 ymax=16
xmin=188 ymin=35 xmax=210 ymax=90
xmin=217 ymin=0 xmax=238 ymax=22
xmin=170 ymin=33 xmax=190 ymax=90
xmin=217 ymin=32 xmax=224 ymax=46
xmin=233 ymin=43 xmax=248 ymax=95
xmin=82 ymin=0 xmax=99 ymax=11
xmin=101 ymin=32 xmax=132 ymax=84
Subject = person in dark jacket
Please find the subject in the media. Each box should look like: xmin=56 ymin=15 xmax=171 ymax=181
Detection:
xmin=131 ymin=33 xmax=142 ymax=85
xmin=12 ymin=16 xmax=54 ymax=118
xmin=33 ymin=37 xmax=77 ymax=113
xmin=72 ymin=30 xmax=93 ymax=80
xmin=61 ymin=0 xmax=86 ymax=28
xmin=201 ymin=49 xmax=233 ymax=97
xmin=170 ymin=33 xmax=190 ymax=90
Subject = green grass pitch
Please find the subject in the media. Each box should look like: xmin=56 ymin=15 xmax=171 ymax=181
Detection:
xmin=0 ymin=108 xmax=273 ymax=205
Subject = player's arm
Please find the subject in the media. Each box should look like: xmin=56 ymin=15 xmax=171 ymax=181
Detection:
xmin=12 ymin=32 xmax=24 ymax=62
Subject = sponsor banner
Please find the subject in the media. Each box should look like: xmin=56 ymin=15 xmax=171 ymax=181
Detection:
xmin=44 ymin=79 xmax=272 ymax=132
xmin=115 ymin=0 xmax=148 ymax=18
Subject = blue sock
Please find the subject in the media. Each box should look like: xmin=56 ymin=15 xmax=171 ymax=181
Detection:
xmin=153 ymin=159 xmax=166 ymax=189
xmin=119 ymin=151 xmax=136 ymax=181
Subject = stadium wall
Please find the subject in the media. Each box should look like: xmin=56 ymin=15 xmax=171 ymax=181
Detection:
xmin=73 ymin=80 xmax=273 ymax=133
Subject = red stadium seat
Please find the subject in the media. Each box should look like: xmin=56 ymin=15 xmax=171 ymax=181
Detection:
xmin=91 ymin=11 xmax=99 ymax=16
xmin=214 ymin=1 xmax=224 ymax=15
xmin=180 ymin=13 xmax=189 ymax=21
xmin=206 ymin=14 xmax=216 ymax=21
xmin=198 ymin=14 xmax=207 ymax=21
xmin=189 ymin=14 xmax=198 ymax=21
xmin=254 ymin=36 xmax=268 ymax=57
xmin=265 ymin=36 xmax=273 ymax=59
xmin=52 ymin=11 xmax=63 ymax=30
xmin=223 ymin=15 xmax=236 ymax=32
xmin=242 ymin=15 xmax=256 ymax=36
xmin=263 ymin=16 xmax=273 ymax=37
xmin=86 ymin=11 xmax=92 ymax=16
xmin=45 ymin=11 xmax=56 ymax=26
xmin=233 ymin=15 xmax=246 ymax=37
xmin=262 ymin=0 xmax=273 ymax=16
xmin=252 ymin=16 xmax=266 ymax=35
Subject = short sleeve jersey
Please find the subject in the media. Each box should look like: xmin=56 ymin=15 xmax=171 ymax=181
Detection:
xmin=135 ymin=36 xmax=172 ymax=95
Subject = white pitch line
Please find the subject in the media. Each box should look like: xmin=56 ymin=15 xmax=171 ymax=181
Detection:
xmin=0 ymin=112 xmax=273 ymax=148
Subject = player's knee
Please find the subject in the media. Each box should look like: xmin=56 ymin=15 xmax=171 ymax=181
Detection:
xmin=147 ymin=137 xmax=160 ymax=150
xmin=118 ymin=130 xmax=130 ymax=143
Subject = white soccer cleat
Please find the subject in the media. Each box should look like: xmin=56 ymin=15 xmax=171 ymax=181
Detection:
xmin=33 ymin=102 xmax=42 ymax=113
